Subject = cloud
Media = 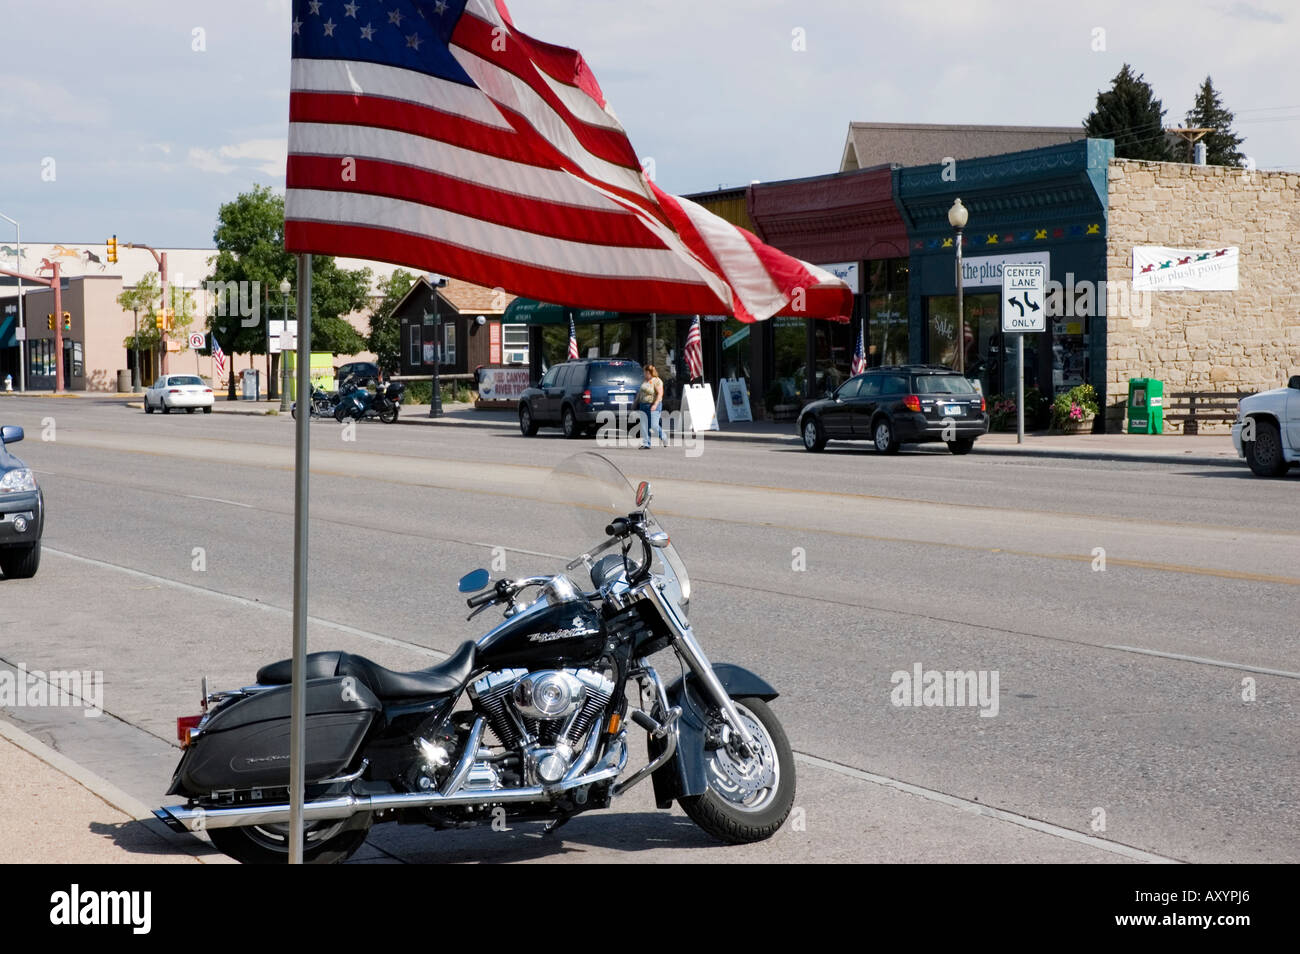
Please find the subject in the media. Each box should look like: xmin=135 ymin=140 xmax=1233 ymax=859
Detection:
xmin=1221 ymin=1 xmax=1285 ymax=22
xmin=187 ymin=138 xmax=287 ymax=176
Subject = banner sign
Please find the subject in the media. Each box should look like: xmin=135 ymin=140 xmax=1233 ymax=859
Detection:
xmin=476 ymin=367 xmax=531 ymax=401
xmin=682 ymin=383 xmax=720 ymax=432
xmin=1132 ymin=246 xmax=1239 ymax=291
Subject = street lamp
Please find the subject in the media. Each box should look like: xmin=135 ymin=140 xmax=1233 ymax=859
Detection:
xmin=0 ymin=211 xmax=25 ymax=391
xmin=279 ymin=278 xmax=292 ymax=412
xmin=947 ymin=198 xmax=968 ymax=375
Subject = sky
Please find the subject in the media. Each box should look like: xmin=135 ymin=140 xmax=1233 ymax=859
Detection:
xmin=1 ymin=0 xmax=1296 ymax=248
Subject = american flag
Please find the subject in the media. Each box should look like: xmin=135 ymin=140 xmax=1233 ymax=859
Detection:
xmin=850 ymin=321 xmax=866 ymax=376
xmin=211 ymin=334 xmax=227 ymax=377
xmin=283 ymin=0 xmax=851 ymax=323
xmin=684 ymin=315 xmax=702 ymax=381
xmin=567 ymin=314 xmax=579 ymax=360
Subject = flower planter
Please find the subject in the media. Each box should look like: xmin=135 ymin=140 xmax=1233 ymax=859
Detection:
xmin=1056 ymin=413 xmax=1095 ymax=435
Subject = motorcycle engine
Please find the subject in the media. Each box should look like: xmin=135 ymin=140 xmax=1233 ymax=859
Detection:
xmin=470 ymin=668 xmax=616 ymax=785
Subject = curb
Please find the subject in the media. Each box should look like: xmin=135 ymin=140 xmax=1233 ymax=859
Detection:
xmin=0 ymin=718 xmax=223 ymax=862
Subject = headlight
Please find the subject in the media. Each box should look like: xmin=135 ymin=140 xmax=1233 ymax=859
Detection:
xmin=0 ymin=468 xmax=37 ymax=493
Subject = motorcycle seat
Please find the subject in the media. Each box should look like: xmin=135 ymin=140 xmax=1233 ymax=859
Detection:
xmin=255 ymin=640 xmax=477 ymax=700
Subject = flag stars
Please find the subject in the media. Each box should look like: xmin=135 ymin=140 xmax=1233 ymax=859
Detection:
xmin=406 ymin=32 xmax=422 ymax=49
xmin=344 ymin=1 xmax=359 ymax=16
xmin=323 ymin=17 xmax=336 ymax=36
xmin=308 ymin=0 xmax=321 ymax=14
xmin=434 ymin=0 xmax=448 ymax=13
xmin=291 ymin=17 xmax=302 ymax=34
xmin=359 ymin=22 xmax=375 ymax=40
xmin=388 ymin=9 xmax=403 ymax=25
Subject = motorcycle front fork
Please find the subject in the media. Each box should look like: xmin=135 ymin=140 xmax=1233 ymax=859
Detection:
xmin=638 ymin=581 xmax=760 ymax=755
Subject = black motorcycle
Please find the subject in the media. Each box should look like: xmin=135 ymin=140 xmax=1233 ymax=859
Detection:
xmin=290 ymin=386 xmax=339 ymax=421
xmin=369 ymin=380 xmax=405 ymax=424
xmin=155 ymin=453 xmax=796 ymax=863
xmin=333 ymin=378 xmax=403 ymax=424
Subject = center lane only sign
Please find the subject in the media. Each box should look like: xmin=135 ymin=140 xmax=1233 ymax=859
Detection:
xmin=1001 ymin=263 xmax=1046 ymax=333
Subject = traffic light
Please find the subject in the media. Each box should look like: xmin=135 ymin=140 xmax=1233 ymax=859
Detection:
xmin=47 ymin=313 xmax=55 ymax=330
xmin=62 ymin=312 xmax=72 ymax=331
xmin=155 ymin=311 xmax=165 ymax=330
xmin=106 ymin=235 xmax=118 ymax=264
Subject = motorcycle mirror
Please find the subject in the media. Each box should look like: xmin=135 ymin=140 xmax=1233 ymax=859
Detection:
xmin=635 ymin=480 xmax=652 ymax=508
xmin=647 ymin=531 xmax=670 ymax=549
xmin=457 ymin=568 xmax=491 ymax=593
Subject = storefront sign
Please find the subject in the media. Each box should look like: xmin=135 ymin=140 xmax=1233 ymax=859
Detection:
xmin=716 ymin=377 xmax=753 ymax=423
xmin=683 ymin=383 xmax=720 ymax=432
xmin=961 ymin=252 xmax=1050 ymax=289
xmin=477 ymin=367 xmax=531 ymax=401
xmin=816 ymin=262 xmax=861 ymax=294
xmin=1001 ymin=264 xmax=1046 ymax=332
xmin=1131 ymin=246 xmax=1238 ymax=291
xmin=489 ymin=322 xmax=501 ymax=364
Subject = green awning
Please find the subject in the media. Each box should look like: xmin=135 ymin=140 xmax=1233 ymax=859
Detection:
xmin=503 ymin=298 xmax=627 ymax=325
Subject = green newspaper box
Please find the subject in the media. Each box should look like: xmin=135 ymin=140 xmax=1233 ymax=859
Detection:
xmin=1127 ymin=378 xmax=1164 ymax=434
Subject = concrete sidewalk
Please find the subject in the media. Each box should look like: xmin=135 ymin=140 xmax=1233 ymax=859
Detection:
xmin=0 ymin=719 xmax=224 ymax=864
xmin=192 ymin=398 xmax=1239 ymax=466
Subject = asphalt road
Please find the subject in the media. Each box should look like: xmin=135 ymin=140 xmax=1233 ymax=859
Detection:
xmin=1 ymin=395 xmax=1296 ymax=863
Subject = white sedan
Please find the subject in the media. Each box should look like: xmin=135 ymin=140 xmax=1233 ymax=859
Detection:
xmin=144 ymin=375 xmax=214 ymax=414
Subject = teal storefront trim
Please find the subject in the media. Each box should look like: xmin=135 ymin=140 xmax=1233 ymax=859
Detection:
xmin=893 ymin=139 xmax=1115 ymax=413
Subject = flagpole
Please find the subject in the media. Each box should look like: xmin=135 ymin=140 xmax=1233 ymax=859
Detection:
xmin=288 ymin=253 xmax=312 ymax=864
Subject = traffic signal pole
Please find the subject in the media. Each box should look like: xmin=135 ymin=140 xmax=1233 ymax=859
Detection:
xmin=124 ymin=242 xmax=170 ymax=374
xmin=0 ymin=259 xmax=63 ymax=393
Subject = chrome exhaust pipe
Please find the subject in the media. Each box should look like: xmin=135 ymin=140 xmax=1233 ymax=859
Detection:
xmin=155 ymin=734 xmax=629 ymax=833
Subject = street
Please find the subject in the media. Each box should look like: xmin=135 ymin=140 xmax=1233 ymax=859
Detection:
xmin=1 ymin=395 xmax=1297 ymax=863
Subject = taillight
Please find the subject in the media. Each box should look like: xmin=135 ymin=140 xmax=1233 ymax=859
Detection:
xmin=177 ymin=714 xmax=203 ymax=746
xmin=903 ymin=394 xmax=921 ymax=412
xmin=204 ymin=388 xmax=213 ymax=394
xmin=168 ymin=388 xmax=181 ymax=394
xmin=979 ymin=396 xmax=986 ymax=412
xmin=582 ymin=389 xmax=592 ymax=405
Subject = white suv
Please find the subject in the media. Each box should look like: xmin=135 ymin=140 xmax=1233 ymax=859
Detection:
xmin=1231 ymin=375 xmax=1300 ymax=477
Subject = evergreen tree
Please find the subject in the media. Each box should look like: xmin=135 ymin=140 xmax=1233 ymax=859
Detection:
xmin=1083 ymin=64 xmax=1176 ymax=161
xmin=1184 ymin=75 xmax=1246 ymax=166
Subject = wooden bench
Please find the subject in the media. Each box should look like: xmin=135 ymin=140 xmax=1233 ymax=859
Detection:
xmin=1163 ymin=391 xmax=1248 ymax=435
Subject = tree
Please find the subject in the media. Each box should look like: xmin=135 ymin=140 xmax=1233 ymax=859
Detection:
xmin=207 ymin=185 xmax=372 ymax=358
xmin=118 ymin=272 xmax=160 ymax=384
xmin=1083 ymin=64 xmax=1176 ymax=161
xmin=1185 ymin=76 xmax=1246 ymax=166
xmin=367 ymin=269 xmax=416 ymax=377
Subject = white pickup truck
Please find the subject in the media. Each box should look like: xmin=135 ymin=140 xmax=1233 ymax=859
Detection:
xmin=1231 ymin=375 xmax=1300 ymax=477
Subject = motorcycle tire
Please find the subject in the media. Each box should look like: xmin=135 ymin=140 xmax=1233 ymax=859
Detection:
xmin=679 ymin=697 xmax=796 ymax=845
xmin=334 ymin=407 xmax=348 ymax=423
xmin=205 ymin=812 xmax=372 ymax=865
xmin=379 ymin=406 xmax=398 ymax=424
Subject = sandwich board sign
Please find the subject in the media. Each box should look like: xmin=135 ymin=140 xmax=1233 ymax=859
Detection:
xmin=1001 ymin=264 xmax=1046 ymax=333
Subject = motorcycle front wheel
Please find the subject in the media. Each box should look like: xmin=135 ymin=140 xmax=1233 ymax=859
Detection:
xmin=680 ymin=697 xmax=795 ymax=844
xmin=205 ymin=812 xmax=372 ymax=865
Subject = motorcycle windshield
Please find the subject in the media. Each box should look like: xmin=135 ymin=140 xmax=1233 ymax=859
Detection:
xmin=544 ymin=452 xmax=690 ymax=611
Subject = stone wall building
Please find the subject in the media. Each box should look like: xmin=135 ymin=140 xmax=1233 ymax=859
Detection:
xmin=1104 ymin=160 xmax=1300 ymax=432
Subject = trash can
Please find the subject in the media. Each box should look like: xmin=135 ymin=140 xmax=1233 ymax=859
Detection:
xmin=1127 ymin=377 xmax=1163 ymax=434
xmin=116 ymin=369 xmax=132 ymax=392
xmin=240 ymin=368 xmax=261 ymax=401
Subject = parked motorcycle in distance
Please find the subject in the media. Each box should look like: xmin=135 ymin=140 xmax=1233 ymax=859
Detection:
xmin=332 ymin=380 xmax=375 ymax=423
xmin=290 ymin=386 xmax=339 ymax=421
xmin=370 ymin=380 xmax=405 ymax=424
xmin=333 ymin=378 xmax=404 ymax=424
xmin=155 ymin=452 xmax=796 ymax=863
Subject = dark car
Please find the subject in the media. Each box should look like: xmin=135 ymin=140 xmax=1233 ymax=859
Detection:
xmin=518 ymin=359 xmax=642 ymax=438
xmin=797 ymin=365 xmax=988 ymax=455
xmin=0 ymin=426 xmax=43 ymax=578
xmin=336 ymin=361 xmax=380 ymax=390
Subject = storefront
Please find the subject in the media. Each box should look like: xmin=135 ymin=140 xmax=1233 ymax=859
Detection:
xmin=894 ymin=139 xmax=1113 ymax=404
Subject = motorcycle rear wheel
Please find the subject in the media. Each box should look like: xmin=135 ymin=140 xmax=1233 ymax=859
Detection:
xmin=379 ymin=406 xmax=398 ymax=424
xmin=679 ymin=697 xmax=795 ymax=844
xmin=205 ymin=812 xmax=372 ymax=865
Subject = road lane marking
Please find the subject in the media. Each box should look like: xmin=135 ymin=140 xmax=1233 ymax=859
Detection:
xmin=793 ymin=752 xmax=1182 ymax=864
xmin=183 ymin=494 xmax=253 ymax=508
xmin=45 ymin=548 xmax=449 ymax=661
xmin=1104 ymin=645 xmax=1300 ymax=680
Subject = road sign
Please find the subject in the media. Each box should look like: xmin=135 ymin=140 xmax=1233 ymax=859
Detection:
xmin=188 ymin=332 xmax=206 ymax=349
xmin=268 ymin=320 xmax=298 ymax=353
xmin=1001 ymin=264 xmax=1046 ymax=333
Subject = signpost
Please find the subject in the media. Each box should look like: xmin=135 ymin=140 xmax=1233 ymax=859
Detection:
xmin=1002 ymin=263 xmax=1046 ymax=444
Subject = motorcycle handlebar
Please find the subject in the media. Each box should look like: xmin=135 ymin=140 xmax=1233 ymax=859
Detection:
xmin=466 ymin=589 xmax=496 ymax=608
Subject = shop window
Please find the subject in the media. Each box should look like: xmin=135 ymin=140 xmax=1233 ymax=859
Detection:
xmin=443 ymin=324 xmax=456 ymax=365
xmin=771 ymin=316 xmax=804 ymax=404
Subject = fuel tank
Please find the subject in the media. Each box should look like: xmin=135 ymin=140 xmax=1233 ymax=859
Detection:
xmin=476 ymin=578 xmax=605 ymax=670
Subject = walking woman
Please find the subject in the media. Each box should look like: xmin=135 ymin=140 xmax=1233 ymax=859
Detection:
xmin=638 ymin=364 xmax=666 ymax=448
